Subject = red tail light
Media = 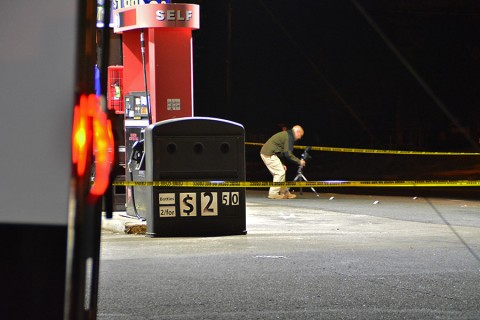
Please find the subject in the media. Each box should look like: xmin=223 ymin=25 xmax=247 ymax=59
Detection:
xmin=72 ymin=95 xmax=91 ymax=177
xmin=72 ymin=93 xmax=114 ymax=196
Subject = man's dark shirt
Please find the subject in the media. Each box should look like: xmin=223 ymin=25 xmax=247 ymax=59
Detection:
xmin=261 ymin=130 xmax=301 ymax=165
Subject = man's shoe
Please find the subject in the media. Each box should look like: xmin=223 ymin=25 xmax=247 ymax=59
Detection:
xmin=267 ymin=193 xmax=288 ymax=199
xmin=281 ymin=191 xmax=296 ymax=199
xmin=268 ymin=192 xmax=296 ymax=199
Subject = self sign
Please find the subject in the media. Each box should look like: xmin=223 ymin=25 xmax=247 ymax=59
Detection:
xmin=156 ymin=10 xmax=193 ymax=21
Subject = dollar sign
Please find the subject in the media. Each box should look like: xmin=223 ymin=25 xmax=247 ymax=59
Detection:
xmin=182 ymin=194 xmax=194 ymax=215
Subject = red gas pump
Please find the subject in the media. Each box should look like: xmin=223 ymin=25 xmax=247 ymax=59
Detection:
xmin=112 ymin=2 xmax=200 ymax=217
xmin=114 ymin=2 xmax=199 ymax=121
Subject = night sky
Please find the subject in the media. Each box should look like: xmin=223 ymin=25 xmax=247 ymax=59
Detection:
xmin=190 ymin=0 xmax=480 ymax=152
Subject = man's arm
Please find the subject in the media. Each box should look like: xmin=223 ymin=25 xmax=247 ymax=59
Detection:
xmin=282 ymin=133 xmax=302 ymax=164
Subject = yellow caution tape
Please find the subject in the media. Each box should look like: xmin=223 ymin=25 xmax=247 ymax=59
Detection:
xmin=113 ymin=180 xmax=480 ymax=188
xmin=245 ymin=142 xmax=480 ymax=156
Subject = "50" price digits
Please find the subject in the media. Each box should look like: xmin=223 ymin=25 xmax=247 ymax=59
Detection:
xmin=222 ymin=192 xmax=240 ymax=206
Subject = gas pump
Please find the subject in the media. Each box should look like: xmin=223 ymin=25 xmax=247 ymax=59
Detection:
xmin=124 ymin=92 xmax=150 ymax=217
xmin=125 ymin=92 xmax=150 ymax=162
xmin=113 ymin=2 xmax=200 ymax=217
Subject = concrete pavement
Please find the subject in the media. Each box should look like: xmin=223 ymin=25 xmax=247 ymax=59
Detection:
xmin=98 ymin=190 xmax=480 ymax=319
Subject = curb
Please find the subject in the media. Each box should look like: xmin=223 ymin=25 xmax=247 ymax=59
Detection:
xmin=102 ymin=212 xmax=147 ymax=234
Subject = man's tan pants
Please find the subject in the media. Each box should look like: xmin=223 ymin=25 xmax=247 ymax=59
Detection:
xmin=260 ymin=153 xmax=287 ymax=195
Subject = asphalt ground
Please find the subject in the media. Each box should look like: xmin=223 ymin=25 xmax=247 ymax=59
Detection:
xmin=98 ymin=190 xmax=480 ymax=319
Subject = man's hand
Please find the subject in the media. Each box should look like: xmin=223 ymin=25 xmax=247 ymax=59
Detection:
xmin=300 ymin=160 xmax=306 ymax=167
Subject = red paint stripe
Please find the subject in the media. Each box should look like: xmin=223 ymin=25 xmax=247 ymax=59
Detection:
xmin=120 ymin=9 xmax=136 ymax=27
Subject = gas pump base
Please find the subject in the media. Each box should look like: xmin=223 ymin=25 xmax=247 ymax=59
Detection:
xmin=144 ymin=117 xmax=247 ymax=237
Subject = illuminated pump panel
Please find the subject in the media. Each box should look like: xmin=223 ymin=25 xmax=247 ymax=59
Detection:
xmin=125 ymin=92 xmax=150 ymax=119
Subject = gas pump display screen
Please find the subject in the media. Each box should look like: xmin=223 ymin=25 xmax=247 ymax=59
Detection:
xmin=125 ymin=92 xmax=149 ymax=119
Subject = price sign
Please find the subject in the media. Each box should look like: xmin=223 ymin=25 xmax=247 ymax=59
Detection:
xmin=201 ymin=192 xmax=218 ymax=216
xmin=222 ymin=192 xmax=240 ymax=206
xmin=179 ymin=193 xmax=197 ymax=217
xmin=158 ymin=191 xmax=242 ymax=218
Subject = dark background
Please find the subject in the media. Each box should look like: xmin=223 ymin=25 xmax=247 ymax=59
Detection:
xmin=187 ymin=0 xmax=480 ymax=182
xmin=107 ymin=1 xmax=480 ymax=182
xmin=192 ymin=1 xmax=480 ymax=148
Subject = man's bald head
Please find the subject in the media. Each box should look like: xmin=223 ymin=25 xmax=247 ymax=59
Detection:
xmin=292 ymin=125 xmax=304 ymax=141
